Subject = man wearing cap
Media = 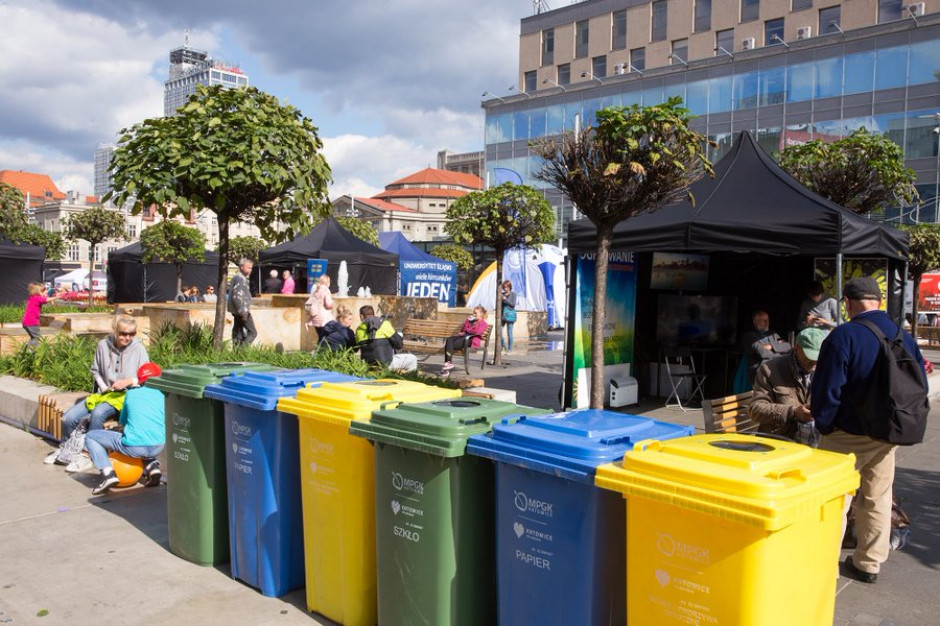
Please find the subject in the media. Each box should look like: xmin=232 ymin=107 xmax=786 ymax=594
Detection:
xmin=749 ymin=327 xmax=826 ymax=442
xmin=811 ymin=276 xmax=927 ymax=584
xmin=83 ymin=362 xmax=166 ymax=495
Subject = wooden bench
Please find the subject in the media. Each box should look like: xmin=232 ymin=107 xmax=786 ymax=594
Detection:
xmin=37 ymin=392 xmax=87 ymax=441
xmin=702 ymin=391 xmax=758 ymax=434
xmin=401 ymin=318 xmax=492 ymax=374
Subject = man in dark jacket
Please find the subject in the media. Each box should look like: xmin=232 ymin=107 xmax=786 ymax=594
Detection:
xmin=811 ymin=277 xmax=927 ymax=584
xmin=354 ymin=306 xmax=416 ymax=370
xmin=263 ymin=269 xmax=282 ymax=294
xmin=319 ymin=310 xmax=356 ymax=352
xmin=228 ymin=259 xmax=256 ymax=347
xmin=742 ymin=310 xmax=792 ymax=384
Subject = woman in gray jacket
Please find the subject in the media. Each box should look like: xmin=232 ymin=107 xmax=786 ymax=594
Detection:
xmin=44 ymin=314 xmax=150 ymax=468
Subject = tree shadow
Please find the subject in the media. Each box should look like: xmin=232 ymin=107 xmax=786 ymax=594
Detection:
xmin=893 ymin=465 xmax=940 ymax=570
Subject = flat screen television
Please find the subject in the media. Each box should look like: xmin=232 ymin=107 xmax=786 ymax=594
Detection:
xmin=657 ymin=294 xmax=738 ymax=347
xmin=650 ymin=252 xmax=709 ymax=291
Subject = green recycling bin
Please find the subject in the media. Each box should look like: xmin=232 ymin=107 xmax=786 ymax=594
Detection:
xmin=350 ymin=398 xmax=546 ymax=626
xmin=147 ymin=363 xmax=272 ymax=566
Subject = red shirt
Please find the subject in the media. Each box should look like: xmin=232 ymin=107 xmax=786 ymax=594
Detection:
xmin=23 ymin=294 xmax=48 ymax=326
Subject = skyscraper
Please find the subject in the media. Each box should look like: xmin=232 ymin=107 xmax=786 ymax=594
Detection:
xmin=93 ymin=145 xmax=114 ymax=200
xmin=163 ymin=46 xmax=249 ymax=117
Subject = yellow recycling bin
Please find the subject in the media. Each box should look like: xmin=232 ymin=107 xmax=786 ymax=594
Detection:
xmin=594 ymin=434 xmax=859 ymax=626
xmin=276 ymin=379 xmax=460 ymax=626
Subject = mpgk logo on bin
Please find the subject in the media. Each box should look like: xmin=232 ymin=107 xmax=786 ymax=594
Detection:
xmin=172 ymin=412 xmax=190 ymax=430
xmin=391 ymin=471 xmax=424 ymax=495
xmin=513 ymin=490 xmax=553 ymax=518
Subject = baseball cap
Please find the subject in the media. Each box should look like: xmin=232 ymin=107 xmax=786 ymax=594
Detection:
xmin=843 ymin=277 xmax=881 ymax=301
xmin=796 ymin=328 xmax=827 ymax=361
xmin=137 ymin=362 xmax=163 ymax=383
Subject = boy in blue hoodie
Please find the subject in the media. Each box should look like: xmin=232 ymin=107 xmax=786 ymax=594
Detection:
xmin=84 ymin=362 xmax=165 ymax=495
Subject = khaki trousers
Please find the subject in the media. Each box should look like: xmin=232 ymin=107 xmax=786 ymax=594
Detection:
xmin=819 ymin=430 xmax=897 ymax=574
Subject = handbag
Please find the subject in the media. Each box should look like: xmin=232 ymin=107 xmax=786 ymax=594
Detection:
xmin=56 ymin=416 xmax=89 ymax=465
xmin=503 ymin=307 xmax=517 ymax=323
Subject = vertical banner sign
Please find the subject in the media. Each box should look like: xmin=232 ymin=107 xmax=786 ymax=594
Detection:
xmin=504 ymin=247 xmax=528 ymax=298
xmin=571 ymin=252 xmax=637 ymax=407
xmin=402 ymin=259 xmax=458 ymax=307
xmin=306 ymin=259 xmax=328 ymax=293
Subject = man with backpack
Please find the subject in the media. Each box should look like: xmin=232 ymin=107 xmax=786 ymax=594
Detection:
xmin=355 ymin=305 xmax=417 ymax=371
xmin=811 ymin=277 xmax=929 ymax=584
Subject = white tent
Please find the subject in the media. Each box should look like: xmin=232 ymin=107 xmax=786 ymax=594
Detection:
xmin=53 ymin=269 xmax=89 ymax=290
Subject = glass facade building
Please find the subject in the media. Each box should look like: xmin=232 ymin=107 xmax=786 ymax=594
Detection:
xmin=485 ymin=20 xmax=940 ymax=235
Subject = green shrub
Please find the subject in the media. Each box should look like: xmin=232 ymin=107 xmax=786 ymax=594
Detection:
xmin=0 ymin=321 xmax=457 ymax=391
xmin=0 ymin=304 xmax=113 ymax=324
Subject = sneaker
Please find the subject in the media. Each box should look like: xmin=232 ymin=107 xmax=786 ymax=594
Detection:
xmin=442 ymin=362 xmax=454 ymax=372
xmin=844 ymin=557 xmax=878 ymax=584
xmin=43 ymin=449 xmax=62 ymax=465
xmin=92 ymin=471 xmax=120 ymax=495
xmin=65 ymin=454 xmax=94 ymax=474
xmin=141 ymin=461 xmax=162 ymax=487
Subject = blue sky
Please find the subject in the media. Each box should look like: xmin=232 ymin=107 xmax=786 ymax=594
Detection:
xmin=0 ymin=0 xmax=527 ymax=198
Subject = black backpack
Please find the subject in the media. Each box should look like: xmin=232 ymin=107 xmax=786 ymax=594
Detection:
xmin=852 ymin=319 xmax=929 ymax=445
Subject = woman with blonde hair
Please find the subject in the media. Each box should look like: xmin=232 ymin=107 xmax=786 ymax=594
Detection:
xmin=305 ymin=274 xmax=335 ymax=339
xmin=442 ymin=306 xmax=489 ymax=374
xmin=22 ymin=282 xmax=56 ymax=348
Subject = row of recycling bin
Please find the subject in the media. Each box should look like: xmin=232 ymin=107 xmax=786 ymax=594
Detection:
xmin=147 ymin=363 xmax=859 ymax=626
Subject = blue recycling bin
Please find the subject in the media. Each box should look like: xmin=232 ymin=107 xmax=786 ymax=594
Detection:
xmin=467 ymin=410 xmax=693 ymax=626
xmin=203 ymin=368 xmax=362 ymax=597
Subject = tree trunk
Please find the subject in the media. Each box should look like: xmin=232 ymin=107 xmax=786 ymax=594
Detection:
xmin=213 ymin=218 xmax=229 ymax=350
xmin=590 ymin=223 xmax=613 ymax=409
xmin=176 ymin=264 xmax=184 ymax=298
xmin=911 ymin=276 xmax=921 ymax=338
xmin=492 ymin=253 xmax=504 ymax=367
xmin=88 ymin=245 xmax=96 ymax=308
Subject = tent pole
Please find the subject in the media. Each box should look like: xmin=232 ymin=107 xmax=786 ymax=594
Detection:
xmin=835 ymin=253 xmax=843 ymax=324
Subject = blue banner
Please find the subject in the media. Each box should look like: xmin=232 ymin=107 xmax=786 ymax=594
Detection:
xmin=402 ymin=259 xmax=457 ymax=307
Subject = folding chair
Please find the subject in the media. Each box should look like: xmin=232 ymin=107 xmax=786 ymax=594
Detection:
xmin=662 ymin=346 xmax=707 ymax=411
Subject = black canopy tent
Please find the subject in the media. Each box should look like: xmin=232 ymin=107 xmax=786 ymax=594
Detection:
xmin=0 ymin=238 xmax=44 ymax=305
xmin=107 ymin=241 xmax=220 ymax=303
xmin=257 ymin=217 xmax=399 ymax=295
xmin=564 ymin=131 xmax=910 ymax=405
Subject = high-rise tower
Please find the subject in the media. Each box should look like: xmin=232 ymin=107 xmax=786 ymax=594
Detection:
xmin=163 ymin=46 xmax=248 ymax=116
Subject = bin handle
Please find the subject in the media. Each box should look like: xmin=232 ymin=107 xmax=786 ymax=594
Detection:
xmin=632 ymin=439 xmax=662 ymax=453
xmin=765 ymin=468 xmax=807 ymax=482
xmin=378 ymin=401 xmax=402 ymax=411
xmin=500 ymin=414 xmax=527 ymax=426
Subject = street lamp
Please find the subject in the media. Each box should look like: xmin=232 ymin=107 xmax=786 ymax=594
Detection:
xmin=482 ymin=91 xmax=507 ymax=103
xmin=669 ymin=53 xmax=688 ymax=67
xmin=542 ymin=78 xmax=567 ymax=92
xmin=771 ymin=34 xmax=791 ymax=48
xmin=508 ymin=85 xmax=531 ymax=98
xmin=580 ymin=70 xmax=603 ymax=84
xmin=715 ymin=46 xmax=735 ymax=59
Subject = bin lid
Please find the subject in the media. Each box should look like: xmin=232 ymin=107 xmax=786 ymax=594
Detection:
xmin=350 ymin=398 xmax=546 ymax=457
xmin=145 ymin=362 xmax=273 ymax=399
xmin=594 ymin=433 xmax=860 ymax=530
xmin=202 ymin=369 xmax=363 ymax=410
xmin=276 ymin=379 xmax=462 ymax=426
xmin=466 ymin=409 xmax=694 ymax=483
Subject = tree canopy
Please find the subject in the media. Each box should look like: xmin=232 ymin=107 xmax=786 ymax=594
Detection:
xmin=107 ymin=84 xmax=333 ymax=347
xmin=140 ymin=220 xmax=207 ymax=294
xmin=0 ymin=182 xmax=66 ymax=259
xmin=62 ymin=206 xmax=126 ymax=306
xmin=778 ymin=128 xmax=918 ymax=215
xmin=900 ymin=223 xmax=940 ymax=334
xmin=446 ymin=183 xmax=555 ymax=365
xmin=532 ymin=98 xmax=711 ymax=407
xmin=430 ymin=243 xmax=474 ymax=271
xmin=332 ymin=216 xmax=379 ymax=247
xmin=226 ymin=236 xmax=266 ymax=264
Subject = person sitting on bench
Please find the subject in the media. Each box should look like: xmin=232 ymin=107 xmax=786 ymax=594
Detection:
xmin=442 ymin=306 xmax=489 ymax=374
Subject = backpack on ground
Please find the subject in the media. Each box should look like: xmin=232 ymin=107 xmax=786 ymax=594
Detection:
xmin=853 ymin=319 xmax=929 ymax=445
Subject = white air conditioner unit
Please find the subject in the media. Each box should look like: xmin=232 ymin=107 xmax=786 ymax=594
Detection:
xmin=904 ymin=2 xmax=925 ymax=16
xmin=797 ymin=26 xmax=812 ymax=40
xmin=614 ymin=63 xmax=625 ymax=75
xmin=741 ymin=37 xmax=756 ymax=50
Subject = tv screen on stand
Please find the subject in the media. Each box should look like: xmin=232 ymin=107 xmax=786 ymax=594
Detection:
xmin=657 ymin=294 xmax=738 ymax=347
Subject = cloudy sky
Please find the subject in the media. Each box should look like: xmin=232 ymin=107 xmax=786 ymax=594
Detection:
xmin=0 ymin=0 xmax=529 ymax=198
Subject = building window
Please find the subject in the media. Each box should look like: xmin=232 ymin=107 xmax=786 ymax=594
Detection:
xmin=127 ymin=224 xmax=137 ymax=238
xmin=558 ymin=63 xmax=571 ymax=85
xmin=695 ymin=0 xmax=712 ymax=32
xmin=716 ymin=29 xmax=735 ymax=54
xmin=820 ymin=6 xmax=841 ymax=33
xmin=765 ymin=18 xmax=785 ymax=45
xmin=524 ymin=70 xmax=537 ymax=93
xmin=792 ymin=0 xmax=813 ymax=10
xmin=68 ymin=244 xmax=80 ymax=262
xmin=576 ymin=20 xmax=589 ymax=58
xmin=671 ymin=39 xmax=689 ymax=63
xmin=630 ymin=48 xmax=646 ymax=72
xmin=652 ymin=1 xmax=668 ymax=42
xmin=542 ymin=28 xmax=554 ymax=66
xmin=878 ymin=0 xmax=903 ymax=22
xmin=741 ymin=0 xmax=759 ymax=22
xmin=592 ymin=55 xmax=607 ymax=78
xmin=613 ymin=10 xmax=627 ymax=50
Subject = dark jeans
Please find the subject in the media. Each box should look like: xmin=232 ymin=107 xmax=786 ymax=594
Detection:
xmin=444 ymin=335 xmax=469 ymax=362
xmin=232 ymin=312 xmax=257 ymax=346
xmin=23 ymin=324 xmax=41 ymax=348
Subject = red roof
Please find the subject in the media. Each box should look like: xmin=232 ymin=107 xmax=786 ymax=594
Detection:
xmin=373 ymin=188 xmax=469 ymax=201
xmin=0 ymin=170 xmax=66 ymax=207
xmin=386 ymin=167 xmax=483 ymax=190
xmin=355 ymin=197 xmax=418 ymax=213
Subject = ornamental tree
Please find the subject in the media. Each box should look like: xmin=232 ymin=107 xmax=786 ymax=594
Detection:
xmin=429 ymin=243 xmax=474 ymax=270
xmin=778 ymin=128 xmax=919 ymax=215
xmin=531 ymin=98 xmax=712 ymax=408
xmin=107 ymin=85 xmax=332 ymax=348
xmin=0 ymin=183 xmax=66 ymax=259
xmin=446 ymin=183 xmax=555 ymax=366
xmin=226 ymin=236 xmax=266 ymax=264
xmin=330 ymin=216 xmax=379 ymax=247
xmin=900 ymin=223 xmax=940 ymax=336
xmin=61 ymin=206 xmax=126 ymax=306
xmin=140 ymin=220 xmax=207 ymax=296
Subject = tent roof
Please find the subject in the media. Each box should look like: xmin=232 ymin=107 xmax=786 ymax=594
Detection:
xmin=108 ymin=240 xmax=219 ymax=264
xmin=567 ymin=131 xmax=909 ymax=261
xmin=0 ymin=237 xmax=45 ymax=260
xmin=378 ymin=231 xmax=456 ymax=268
xmin=259 ymin=217 xmax=398 ymax=267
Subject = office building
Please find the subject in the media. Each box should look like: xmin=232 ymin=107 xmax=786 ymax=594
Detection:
xmin=164 ymin=46 xmax=249 ymax=116
xmin=484 ymin=1 xmax=940 ymax=235
xmin=93 ymin=145 xmax=114 ymax=200
xmin=437 ymin=149 xmax=485 ymax=178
